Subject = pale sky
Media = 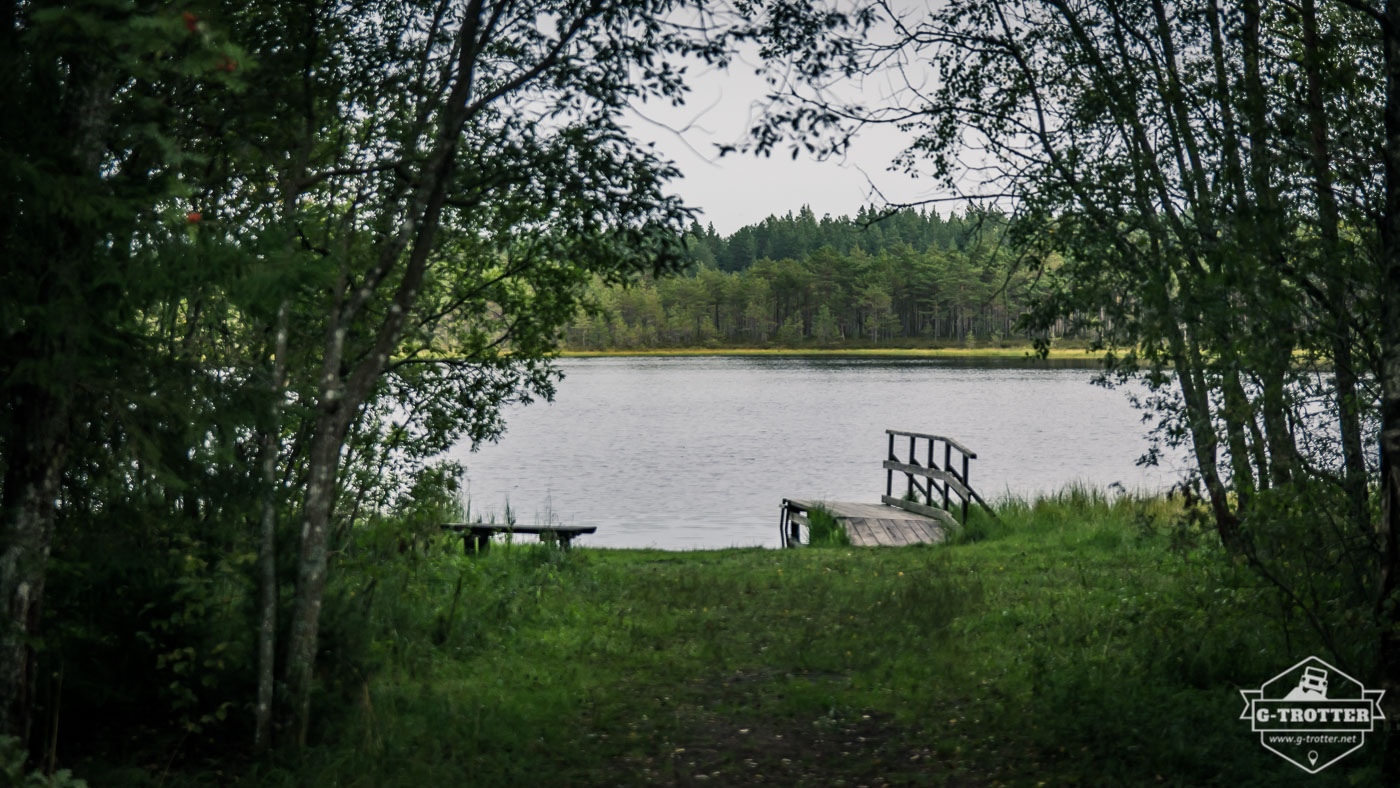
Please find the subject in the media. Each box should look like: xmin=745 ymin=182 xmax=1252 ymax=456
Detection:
xmin=622 ymin=40 xmax=950 ymax=235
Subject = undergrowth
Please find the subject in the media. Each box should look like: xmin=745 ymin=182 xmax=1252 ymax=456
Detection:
xmin=804 ymin=506 xmax=851 ymax=547
xmin=71 ymin=488 xmax=1378 ymax=786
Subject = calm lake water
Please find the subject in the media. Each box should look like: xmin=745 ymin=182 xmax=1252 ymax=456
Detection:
xmin=447 ymin=356 xmax=1187 ymax=549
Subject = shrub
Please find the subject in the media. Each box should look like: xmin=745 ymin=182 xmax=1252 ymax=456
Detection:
xmin=805 ymin=506 xmax=851 ymax=547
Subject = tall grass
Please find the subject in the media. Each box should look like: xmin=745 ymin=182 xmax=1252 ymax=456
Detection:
xmin=75 ymin=485 xmax=1375 ymax=786
xmin=804 ymin=505 xmax=851 ymax=547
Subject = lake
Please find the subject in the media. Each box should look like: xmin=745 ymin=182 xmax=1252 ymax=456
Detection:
xmin=447 ymin=355 xmax=1186 ymax=549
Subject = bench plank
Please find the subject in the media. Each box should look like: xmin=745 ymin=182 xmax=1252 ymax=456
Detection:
xmin=440 ymin=523 xmax=597 ymax=554
xmin=440 ymin=523 xmax=597 ymax=535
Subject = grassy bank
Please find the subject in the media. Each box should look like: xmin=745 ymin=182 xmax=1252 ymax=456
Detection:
xmin=80 ymin=491 xmax=1375 ymax=786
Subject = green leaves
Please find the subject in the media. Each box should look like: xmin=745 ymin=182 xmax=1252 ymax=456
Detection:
xmin=563 ymin=207 xmax=1040 ymax=349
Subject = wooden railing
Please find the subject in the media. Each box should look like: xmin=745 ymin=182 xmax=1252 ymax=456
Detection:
xmin=883 ymin=429 xmax=988 ymax=526
xmin=779 ymin=501 xmax=807 ymax=548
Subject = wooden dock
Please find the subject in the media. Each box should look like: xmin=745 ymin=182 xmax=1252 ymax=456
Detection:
xmin=782 ymin=429 xmax=994 ymax=547
xmin=783 ymin=498 xmax=949 ymax=547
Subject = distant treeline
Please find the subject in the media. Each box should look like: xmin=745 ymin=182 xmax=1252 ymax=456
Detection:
xmin=564 ymin=206 xmax=1075 ymax=349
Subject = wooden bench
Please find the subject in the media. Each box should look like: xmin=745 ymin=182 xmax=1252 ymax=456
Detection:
xmin=440 ymin=523 xmax=597 ymax=553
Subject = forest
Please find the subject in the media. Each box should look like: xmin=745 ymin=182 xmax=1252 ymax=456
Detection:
xmin=0 ymin=0 xmax=724 ymax=769
xmin=562 ymin=207 xmax=1078 ymax=349
xmin=6 ymin=0 xmax=1400 ymax=783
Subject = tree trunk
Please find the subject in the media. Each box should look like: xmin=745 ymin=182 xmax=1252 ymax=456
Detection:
xmin=1260 ymin=371 xmax=1296 ymax=486
xmin=1377 ymin=0 xmax=1400 ymax=779
xmin=280 ymin=74 xmax=462 ymax=749
xmin=1304 ymin=0 xmax=1370 ymax=532
xmin=1 ymin=47 xmax=110 ymax=751
xmin=1222 ymin=366 xmax=1258 ymax=507
xmin=0 ymin=389 xmax=69 ymax=744
xmin=1174 ymin=320 xmax=1244 ymax=550
xmin=282 ymin=407 xmax=350 ymax=748
xmin=254 ymin=301 xmax=290 ymax=755
xmin=1241 ymin=0 xmax=1300 ymax=487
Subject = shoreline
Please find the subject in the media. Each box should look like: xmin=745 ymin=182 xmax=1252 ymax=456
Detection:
xmin=558 ymin=345 xmax=1105 ymax=360
xmin=115 ymin=491 xmax=1313 ymax=787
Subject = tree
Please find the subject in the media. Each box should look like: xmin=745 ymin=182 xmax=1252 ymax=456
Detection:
xmin=858 ymin=281 xmax=892 ymax=342
xmin=1366 ymin=0 xmax=1400 ymax=775
xmin=748 ymin=0 xmax=1398 ymax=768
xmin=0 ymin=1 xmax=247 ymax=742
xmin=776 ymin=314 xmax=803 ymax=344
xmin=211 ymin=0 xmax=710 ymax=746
xmin=2 ymin=0 xmax=754 ymax=756
xmin=813 ymin=303 xmax=840 ymax=343
xmin=561 ymin=206 xmax=1050 ymax=348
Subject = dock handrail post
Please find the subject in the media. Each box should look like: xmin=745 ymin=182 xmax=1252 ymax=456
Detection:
xmin=786 ymin=501 xmax=802 ymax=547
xmin=961 ymin=454 xmax=970 ymax=523
xmin=942 ymin=441 xmax=952 ymax=509
xmin=886 ymin=433 xmax=895 ymax=497
xmin=907 ymin=435 xmax=916 ymax=499
xmin=926 ymin=439 xmax=935 ymax=506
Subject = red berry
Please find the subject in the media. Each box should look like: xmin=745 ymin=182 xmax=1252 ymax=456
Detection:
xmin=183 ymin=12 xmax=198 ymax=32
xmin=219 ymin=57 xmax=237 ymax=72
xmin=186 ymin=211 xmax=202 ymax=224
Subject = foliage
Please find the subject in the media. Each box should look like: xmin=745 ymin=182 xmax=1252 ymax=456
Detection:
xmin=681 ymin=204 xmax=1003 ymax=273
xmin=564 ymin=206 xmax=1067 ymax=349
xmin=2 ymin=0 xmax=764 ymax=763
xmin=2 ymin=736 xmax=87 ymax=787
xmin=9 ymin=0 xmax=1396 ymax=780
xmin=744 ymin=0 xmax=1398 ymax=739
xmin=0 ymin=0 xmax=258 ymax=751
xmin=65 ymin=489 xmax=1374 ymax=786
xmin=803 ymin=506 xmax=850 ymax=547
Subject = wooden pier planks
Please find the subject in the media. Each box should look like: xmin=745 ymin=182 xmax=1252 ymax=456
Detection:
xmin=782 ymin=429 xmax=987 ymax=549
xmin=784 ymin=499 xmax=949 ymax=547
xmin=846 ymin=518 xmax=880 ymax=546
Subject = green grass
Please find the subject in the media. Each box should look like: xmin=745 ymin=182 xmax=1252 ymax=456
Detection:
xmin=804 ymin=506 xmax=851 ymax=547
xmin=82 ymin=490 xmax=1380 ymax=786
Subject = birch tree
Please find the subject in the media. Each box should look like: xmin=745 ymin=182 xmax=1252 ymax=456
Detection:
xmin=748 ymin=0 xmax=1399 ymax=770
xmin=199 ymin=0 xmax=723 ymax=746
